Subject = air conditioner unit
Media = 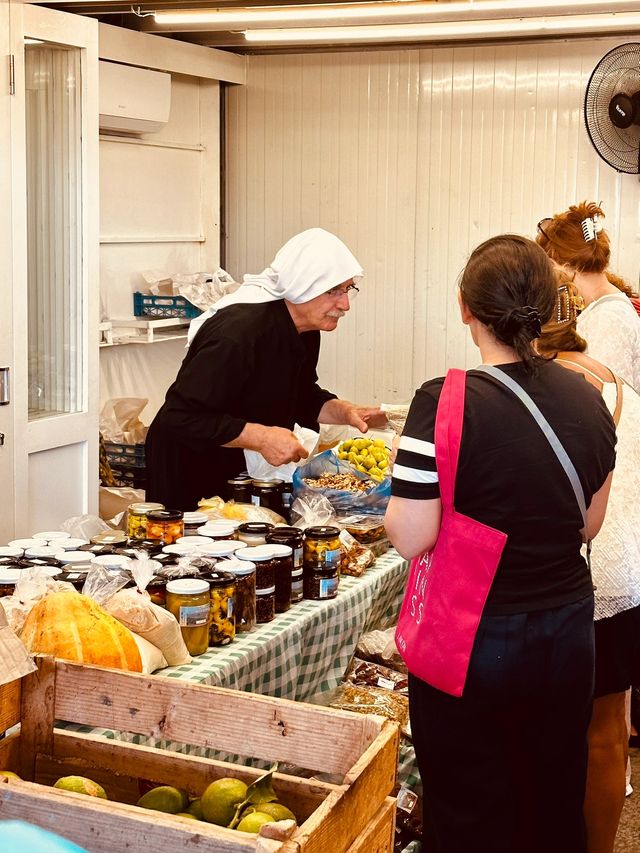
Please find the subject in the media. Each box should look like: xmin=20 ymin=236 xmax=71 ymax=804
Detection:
xmin=99 ymin=60 xmax=171 ymax=135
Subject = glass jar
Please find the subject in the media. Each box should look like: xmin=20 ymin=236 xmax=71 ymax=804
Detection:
xmin=25 ymin=545 xmax=61 ymax=560
xmin=236 ymin=546 xmax=276 ymax=590
xmin=58 ymin=569 xmax=89 ymax=592
xmin=256 ymin=585 xmax=276 ymax=623
xmin=197 ymin=540 xmax=247 ymax=559
xmin=281 ymin=482 xmax=294 ymax=521
xmin=182 ymin=511 xmax=209 ymax=537
xmin=146 ymin=576 xmax=168 ymax=607
xmin=54 ymin=537 xmax=89 ymax=551
xmin=221 ymin=558 xmax=256 ymax=633
xmin=91 ymin=554 xmax=130 ymax=572
xmin=165 ymin=578 xmax=211 ymax=656
xmin=0 ymin=546 xmax=23 ymax=560
xmin=90 ymin=530 xmax=128 ymax=547
xmin=237 ymin=522 xmax=274 ymax=547
xmin=8 ymin=538 xmax=41 ymax=553
xmin=127 ymin=502 xmax=165 ymax=540
xmin=267 ymin=526 xmax=303 ymax=571
xmin=227 ymin=475 xmax=254 ymax=504
xmin=303 ymin=566 xmax=339 ymax=601
xmin=56 ymin=551 xmax=93 ymax=569
xmin=0 ymin=567 xmax=23 ymax=597
xmin=146 ymin=510 xmax=184 ymax=545
xmin=203 ymin=569 xmax=236 ymax=646
xmin=291 ymin=567 xmax=304 ymax=603
xmin=33 ymin=531 xmax=71 ymax=546
xmin=251 ymin=479 xmax=285 ymax=516
xmin=303 ymin=526 xmax=342 ymax=571
xmin=268 ymin=543 xmax=293 ymax=613
xmin=203 ymin=524 xmax=237 ymax=542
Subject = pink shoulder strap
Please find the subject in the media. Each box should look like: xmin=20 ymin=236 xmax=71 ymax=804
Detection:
xmin=434 ymin=368 xmax=466 ymax=509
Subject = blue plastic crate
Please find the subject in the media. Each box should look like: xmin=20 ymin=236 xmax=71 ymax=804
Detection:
xmin=104 ymin=441 xmax=146 ymax=469
xmin=133 ymin=292 xmax=201 ymax=320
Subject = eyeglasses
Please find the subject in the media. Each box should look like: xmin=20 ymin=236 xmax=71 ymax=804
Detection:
xmin=326 ymin=283 xmax=360 ymax=298
xmin=537 ymin=218 xmax=553 ymax=240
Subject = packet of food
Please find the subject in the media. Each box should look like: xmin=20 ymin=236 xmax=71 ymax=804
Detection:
xmin=339 ymin=529 xmax=375 ymax=577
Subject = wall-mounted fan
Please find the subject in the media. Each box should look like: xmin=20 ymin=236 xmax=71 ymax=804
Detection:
xmin=584 ymin=43 xmax=640 ymax=174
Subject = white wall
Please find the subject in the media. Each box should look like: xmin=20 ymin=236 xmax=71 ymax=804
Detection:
xmin=225 ymin=37 xmax=640 ymax=408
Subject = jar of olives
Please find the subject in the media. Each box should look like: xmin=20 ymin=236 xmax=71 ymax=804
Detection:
xmin=165 ymin=578 xmax=211 ymax=656
xmin=237 ymin=522 xmax=274 ymax=547
xmin=268 ymin=543 xmax=293 ymax=613
xmin=127 ymin=502 xmax=165 ymax=540
xmin=303 ymin=526 xmax=342 ymax=571
xmin=222 ymin=558 xmax=256 ymax=633
xmin=203 ymin=569 xmax=236 ymax=646
xmin=146 ymin=509 xmax=184 ymax=545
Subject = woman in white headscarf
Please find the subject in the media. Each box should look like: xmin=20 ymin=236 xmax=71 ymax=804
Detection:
xmin=146 ymin=228 xmax=386 ymax=510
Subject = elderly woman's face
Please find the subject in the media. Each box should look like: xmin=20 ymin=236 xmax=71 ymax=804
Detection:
xmin=286 ymin=279 xmax=356 ymax=333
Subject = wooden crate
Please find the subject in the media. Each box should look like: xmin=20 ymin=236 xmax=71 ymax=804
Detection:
xmin=0 ymin=657 xmax=398 ymax=853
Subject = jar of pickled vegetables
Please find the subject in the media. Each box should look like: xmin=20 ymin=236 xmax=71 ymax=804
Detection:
xmin=237 ymin=522 xmax=274 ymax=547
xmin=303 ymin=526 xmax=342 ymax=571
xmin=165 ymin=578 xmax=211 ymax=656
xmin=222 ymin=558 xmax=256 ymax=633
xmin=203 ymin=569 xmax=236 ymax=646
xmin=127 ymin=502 xmax=164 ymax=540
xmin=146 ymin=509 xmax=184 ymax=545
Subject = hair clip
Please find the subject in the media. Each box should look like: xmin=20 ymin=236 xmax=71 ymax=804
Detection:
xmin=581 ymin=217 xmax=597 ymax=242
xmin=593 ymin=214 xmax=603 ymax=233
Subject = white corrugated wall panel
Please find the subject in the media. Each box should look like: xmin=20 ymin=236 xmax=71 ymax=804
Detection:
xmin=226 ymin=37 xmax=640 ymax=407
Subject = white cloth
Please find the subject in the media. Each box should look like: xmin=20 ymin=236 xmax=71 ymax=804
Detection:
xmin=187 ymin=228 xmax=363 ymax=344
xmin=576 ymin=294 xmax=640 ymax=394
xmin=590 ymin=379 xmax=640 ymax=620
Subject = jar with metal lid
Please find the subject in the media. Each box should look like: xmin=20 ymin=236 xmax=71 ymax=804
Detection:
xmin=127 ymin=502 xmax=164 ymax=541
xmin=267 ymin=543 xmax=293 ymax=613
xmin=303 ymin=526 xmax=342 ymax=571
xmin=182 ymin=511 xmax=209 ymax=537
xmin=78 ymin=542 xmax=117 ymax=556
xmin=227 ymin=475 xmax=253 ymax=504
xmin=165 ymin=578 xmax=211 ymax=656
xmin=221 ymin=558 xmax=256 ymax=633
xmin=303 ymin=565 xmax=339 ymax=601
xmin=256 ymin=585 xmax=276 ymax=623
xmin=291 ymin=567 xmax=304 ymax=603
xmin=267 ymin=527 xmax=303 ymax=571
xmin=237 ymin=522 xmax=274 ymax=547
xmin=146 ymin=509 xmax=184 ymax=545
xmin=90 ymin=530 xmax=128 ymax=547
xmin=236 ymin=546 xmax=276 ymax=590
xmin=251 ymin=479 xmax=285 ymax=516
xmin=58 ymin=570 xmax=89 ymax=592
xmin=197 ymin=540 xmax=247 ymax=559
xmin=202 ymin=569 xmax=236 ymax=646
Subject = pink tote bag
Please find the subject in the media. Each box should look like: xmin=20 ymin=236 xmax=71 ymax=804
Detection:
xmin=395 ymin=369 xmax=508 ymax=697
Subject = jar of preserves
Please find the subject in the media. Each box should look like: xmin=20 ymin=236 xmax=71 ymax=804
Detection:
xmin=221 ymin=558 xmax=256 ymax=633
xmin=8 ymin=538 xmax=41 ymax=553
xmin=236 ymin=546 xmax=276 ymax=590
xmin=268 ymin=543 xmax=293 ymax=613
xmin=90 ymin=530 xmax=128 ymax=547
xmin=0 ymin=567 xmax=24 ymax=597
xmin=281 ymin=482 xmax=294 ymax=521
xmin=197 ymin=540 xmax=247 ymax=559
xmin=165 ymin=578 xmax=211 ymax=656
xmin=146 ymin=576 xmax=168 ymax=607
xmin=91 ymin=554 xmax=131 ymax=572
xmin=267 ymin=526 xmax=303 ymax=571
xmin=227 ymin=475 xmax=253 ymax=504
xmin=25 ymin=545 xmax=61 ymax=560
xmin=303 ymin=526 xmax=342 ymax=571
xmin=237 ymin=522 xmax=274 ymax=547
xmin=251 ymin=479 xmax=285 ymax=516
xmin=58 ymin=570 xmax=89 ymax=592
xmin=127 ymin=502 xmax=164 ymax=540
xmin=182 ymin=511 xmax=209 ymax=537
xmin=146 ymin=510 xmax=184 ymax=545
xmin=33 ymin=531 xmax=71 ymax=546
xmin=55 ymin=551 xmax=93 ymax=569
xmin=203 ymin=569 xmax=236 ymax=646
xmin=291 ymin=567 xmax=304 ymax=603
xmin=0 ymin=546 xmax=23 ymax=560
xmin=303 ymin=566 xmax=339 ymax=601
xmin=256 ymin=585 xmax=276 ymax=623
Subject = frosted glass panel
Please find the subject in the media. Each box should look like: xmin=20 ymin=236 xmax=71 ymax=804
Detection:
xmin=25 ymin=45 xmax=84 ymax=418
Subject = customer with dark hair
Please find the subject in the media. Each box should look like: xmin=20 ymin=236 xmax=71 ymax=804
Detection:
xmin=385 ymin=235 xmax=616 ymax=853
xmin=536 ymin=201 xmax=640 ymax=393
xmin=537 ymin=274 xmax=640 ymax=853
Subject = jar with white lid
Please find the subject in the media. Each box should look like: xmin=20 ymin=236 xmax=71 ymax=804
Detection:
xmin=237 ymin=522 xmax=274 ymax=547
xmin=236 ymin=546 xmax=276 ymax=590
xmin=221 ymin=558 xmax=256 ymax=633
xmin=176 ymin=535 xmax=213 ymax=548
xmin=165 ymin=578 xmax=211 ymax=656
xmin=55 ymin=538 xmax=90 ymax=551
xmin=197 ymin=540 xmax=247 ymax=559
xmin=162 ymin=543 xmax=198 ymax=557
xmin=90 ymin=554 xmax=130 ymax=572
xmin=8 ymin=538 xmax=41 ymax=552
xmin=0 ymin=546 xmax=23 ymax=559
xmin=182 ymin=511 xmax=209 ymax=537
xmin=0 ymin=567 xmax=24 ymax=596
xmin=56 ymin=551 xmax=93 ymax=568
xmin=25 ymin=545 xmax=60 ymax=560
xmin=32 ymin=531 xmax=71 ymax=545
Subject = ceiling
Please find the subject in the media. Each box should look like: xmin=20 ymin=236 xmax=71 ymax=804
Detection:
xmin=31 ymin=0 xmax=640 ymax=55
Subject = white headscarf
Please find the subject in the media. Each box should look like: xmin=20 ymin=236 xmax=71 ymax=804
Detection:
xmin=187 ymin=228 xmax=363 ymax=344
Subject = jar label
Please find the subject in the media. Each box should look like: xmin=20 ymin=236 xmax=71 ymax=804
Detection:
xmin=322 ymin=548 xmax=341 ymax=568
xmin=291 ymin=579 xmax=303 ymax=597
xmin=318 ymin=576 xmax=338 ymax=598
xmin=293 ymin=546 xmax=303 ymax=569
xmin=178 ymin=603 xmax=210 ymax=627
xmin=251 ymin=496 xmax=260 ymax=506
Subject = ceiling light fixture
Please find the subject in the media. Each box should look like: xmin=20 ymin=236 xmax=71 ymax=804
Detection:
xmin=153 ymin=0 xmax=640 ymax=27
xmin=242 ymin=12 xmax=640 ymax=43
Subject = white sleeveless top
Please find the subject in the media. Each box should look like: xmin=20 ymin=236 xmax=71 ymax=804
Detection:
xmin=576 ymin=293 xmax=640 ymax=395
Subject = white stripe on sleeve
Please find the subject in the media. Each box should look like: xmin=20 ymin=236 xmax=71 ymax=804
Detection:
xmin=398 ymin=435 xmax=436 ymax=457
xmin=392 ymin=463 xmax=439 ymax=484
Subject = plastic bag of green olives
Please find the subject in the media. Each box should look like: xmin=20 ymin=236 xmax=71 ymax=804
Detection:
xmin=292 ymin=450 xmax=391 ymax=515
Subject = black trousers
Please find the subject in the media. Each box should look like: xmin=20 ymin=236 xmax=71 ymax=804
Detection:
xmin=409 ymin=595 xmax=595 ymax=853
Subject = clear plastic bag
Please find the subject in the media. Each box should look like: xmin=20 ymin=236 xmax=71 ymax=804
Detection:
xmin=293 ymin=450 xmax=391 ymax=515
xmin=338 ymin=529 xmax=375 ymax=577
xmin=290 ymin=493 xmax=336 ymax=528
xmin=198 ymin=497 xmax=286 ymax=525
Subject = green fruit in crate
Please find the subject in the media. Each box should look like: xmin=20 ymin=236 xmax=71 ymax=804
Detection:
xmin=54 ymin=776 xmax=108 ymax=799
xmin=201 ymin=777 xmax=248 ymax=826
xmin=137 ymin=785 xmax=189 ymax=813
xmin=253 ymin=802 xmax=297 ymax=823
xmin=176 ymin=812 xmax=199 ymax=820
xmin=236 ymin=811 xmax=275 ymax=833
xmin=188 ymin=797 xmax=204 ymax=819
xmin=0 ymin=771 xmax=21 ymax=779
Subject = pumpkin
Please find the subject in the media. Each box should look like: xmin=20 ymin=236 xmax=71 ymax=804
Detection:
xmin=20 ymin=590 xmax=142 ymax=672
